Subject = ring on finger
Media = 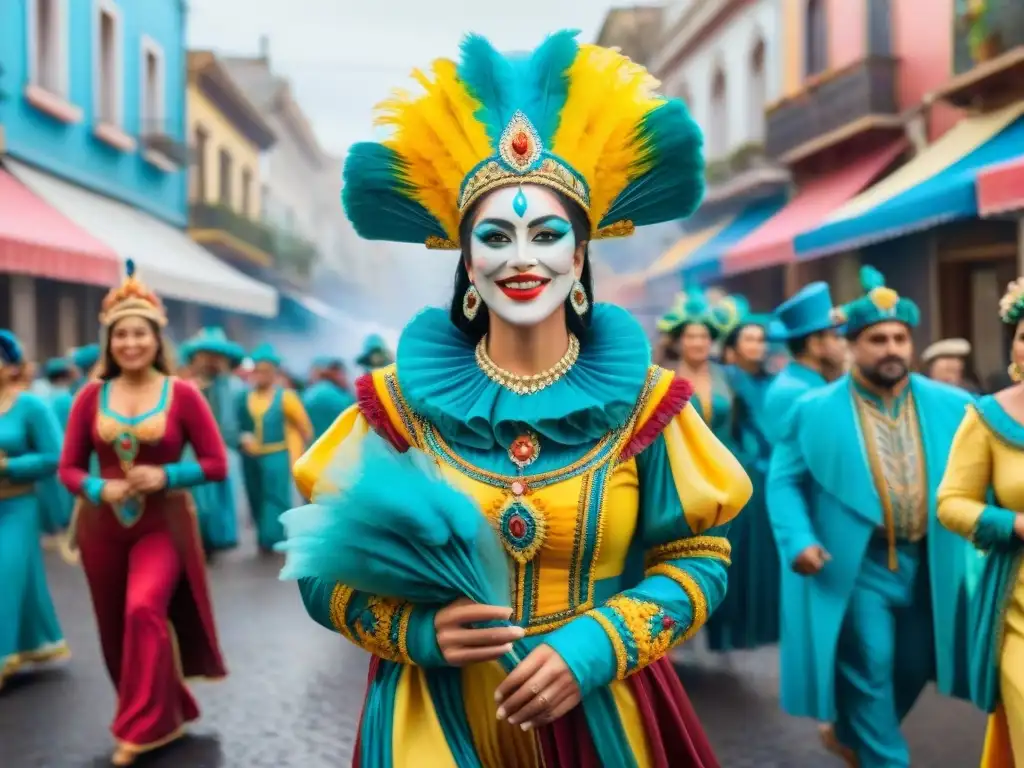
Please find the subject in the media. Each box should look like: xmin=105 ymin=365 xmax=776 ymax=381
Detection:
xmin=529 ymin=684 xmax=541 ymax=695
xmin=535 ymin=694 xmax=547 ymax=706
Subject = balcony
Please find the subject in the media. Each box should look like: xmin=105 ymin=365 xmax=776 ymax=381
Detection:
xmin=140 ymin=120 xmax=189 ymax=171
xmin=935 ymin=1 xmax=1024 ymax=108
xmin=189 ymin=203 xmax=276 ymax=268
xmin=765 ymin=57 xmax=903 ymax=167
xmin=273 ymin=230 xmax=318 ymax=282
xmin=702 ymin=141 xmax=789 ymax=205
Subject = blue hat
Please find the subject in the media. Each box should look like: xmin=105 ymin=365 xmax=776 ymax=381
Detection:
xmin=771 ymin=282 xmax=844 ymax=341
xmin=0 ymin=330 xmax=24 ymax=366
xmin=356 ymin=334 xmax=393 ymax=369
xmin=709 ymin=294 xmax=773 ymax=339
xmin=70 ymin=343 xmax=100 ymax=372
xmin=840 ymin=266 xmax=919 ymax=337
xmin=44 ymin=357 xmax=73 ymax=378
xmin=182 ymin=327 xmax=245 ymax=367
xmin=311 ymin=355 xmax=344 ymax=370
xmin=250 ymin=342 xmax=283 ymax=367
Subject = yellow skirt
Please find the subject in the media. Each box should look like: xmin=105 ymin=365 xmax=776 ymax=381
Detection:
xmin=982 ymin=598 xmax=1024 ymax=767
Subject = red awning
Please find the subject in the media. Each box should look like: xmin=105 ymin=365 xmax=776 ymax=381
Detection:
xmin=977 ymin=156 xmax=1024 ymax=216
xmin=0 ymin=168 xmax=121 ymax=286
xmin=723 ymin=140 xmax=907 ymax=276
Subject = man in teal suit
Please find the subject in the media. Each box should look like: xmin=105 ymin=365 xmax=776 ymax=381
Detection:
xmin=302 ymin=356 xmax=356 ymax=440
xmin=761 ymin=281 xmax=847 ymax=440
xmin=766 ymin=266 xmax=973 ymax=768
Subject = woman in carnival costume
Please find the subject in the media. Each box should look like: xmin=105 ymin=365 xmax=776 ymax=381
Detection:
xmin=290 ymin=30 xmax=751 ymax=766
xmin=938 ymin=277 xmax=1024 ymax=767
xmin=238 ymin=343 xmax=312 ymax=551
xmin=0 ymin=330 xmax=68 ymax=691
xmin=58 ymin=261 xmax=228 ymax=766
xmin=356 ymin=334 xmax=394 ymax=372
xmin=181 ymin=327 xmax=247 ymax=558
xmin=303 ymin=356 xmax=356 ymax=440
xmin=34 ymin=357 xmax=77 ymax=542
xmin=708 ymin=296 xmax=780 ymax=651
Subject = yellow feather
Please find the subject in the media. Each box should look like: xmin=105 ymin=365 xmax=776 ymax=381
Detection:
xmin=368 ymin=59 xmax=492 ymax=239
xmin=552 ymin=44 xmax=663 ymax=229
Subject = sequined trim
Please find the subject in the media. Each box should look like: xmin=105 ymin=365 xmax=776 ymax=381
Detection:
xmin=586 ymin=593 xmax=687 ymax=679
xmin=646 ymin=563 xmax=708 ymax=643
xmin=645 ymin=536 xmax=732 ymax=568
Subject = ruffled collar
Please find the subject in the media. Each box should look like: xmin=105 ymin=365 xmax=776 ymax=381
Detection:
xmin=396 ymin=304 xmax=652 ymax=449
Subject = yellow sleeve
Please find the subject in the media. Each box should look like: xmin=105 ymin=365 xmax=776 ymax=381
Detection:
xmin=662 ymin=402 xmax=753 ymax=533
xmin=282 ymin=388 xmax=314 ymax=444
xmin=937 ymin=405 xmax=1016 ymax=548
xmin=293 ymin=403 xmax=363 ymax=501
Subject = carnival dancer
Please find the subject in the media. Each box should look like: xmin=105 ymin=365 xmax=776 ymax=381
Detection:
xmin=707 ymin=295 xmax=780 ymax=651
xmin=766 ymin=266 xmax=973 ymax=768
xmin=355 ymin=333 xmax=393 ymax=372
xmin=937 ymin=278 xmax=1024 ymax=768
xmin=237 ymin=343 xmax=312 ymax=550
xmin=302 ymin=356 xmax=355 ymax=440
xmin=181 ymin=327 xmax=246 ymax=558
xmin=57 ymin=262 xmax=228 ymax=766
xmin=288 ymin=30 xmax=752 ymax=766
xmin=0 ymin=330 xmax=69 ymax=691
xmin=36 ymin=357 xmax=76 ymax=540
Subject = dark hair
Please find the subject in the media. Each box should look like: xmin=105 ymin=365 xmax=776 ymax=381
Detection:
xmin=786 ymin=334 xmax=811 ymax=358
xmin=97 ymin=317 xmax=174 ymax=380
xmin=448 ymin=189 xmax=595 ymax=343
xmin=723 ymin=322 xmax=764 ymax=351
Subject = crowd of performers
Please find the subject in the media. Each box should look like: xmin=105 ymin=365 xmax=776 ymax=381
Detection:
xmin=0 ymin=271 xmax=391 ymax=765
xmin=2 ymin=27 xmax=1024 ymax=768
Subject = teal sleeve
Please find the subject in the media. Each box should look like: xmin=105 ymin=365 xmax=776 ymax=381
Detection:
xmin=297 ymin=576 xmax=445 ymax=666
xmin=164 ymin=461 xmax=208 ymax=489
xmin=2 ymin=396 xmax=62 ymax=483
xmin=82 ymin=477 xmax=106 ymax=505
xmin=765 ymin=405 xmax=821 ymax=565
xmin=975 ymin=505 xmax=1018 ymax=549
xmin=545 ymin=433 xmax=732 ymax=696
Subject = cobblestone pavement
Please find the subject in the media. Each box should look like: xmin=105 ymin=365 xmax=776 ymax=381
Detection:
xmin=2 ymin=540 xmax=987 ymax=767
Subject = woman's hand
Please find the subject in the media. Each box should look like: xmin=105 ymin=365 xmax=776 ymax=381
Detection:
xmin=1013 ymin=513 xmax=1024 ymax=541
xmin=494 ymin=644 xmax=581 ymax=730
xmin=126 ymin=465 xmax=167 ymax=494
xmin=239 ymin=433 xmax=257 ymax=455
xmin=434 ymin=598 xmax=525 ymax=667
xmin=101 ymin=479 xmax=132 ymax=504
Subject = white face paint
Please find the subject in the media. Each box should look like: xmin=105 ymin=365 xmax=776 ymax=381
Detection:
xmin=468 ymin=184 xmax=580 ymax=327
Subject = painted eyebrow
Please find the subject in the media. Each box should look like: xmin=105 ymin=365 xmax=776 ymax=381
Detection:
xmin=528 ymin=214 xmax=570 ymax=229
xmin=474 ymin=214 xmax=570 ymax=230
xmin=474 ymin=218 xmax=514 ymax=232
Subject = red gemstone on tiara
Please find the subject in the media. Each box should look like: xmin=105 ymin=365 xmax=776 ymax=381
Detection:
xmin=511 ymin=131 xmax=529 ymax=157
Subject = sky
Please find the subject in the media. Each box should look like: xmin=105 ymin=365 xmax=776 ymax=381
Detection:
xmin=188 ymin=0 xmax=618 ymax=155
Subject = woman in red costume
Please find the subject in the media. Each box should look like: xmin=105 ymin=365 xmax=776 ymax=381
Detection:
xmin=59 ymin=260 xmax=228 ymax=766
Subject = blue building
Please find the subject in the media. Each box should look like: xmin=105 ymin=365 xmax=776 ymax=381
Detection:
xmin=0 ymin=0 xmax=276 ymax=359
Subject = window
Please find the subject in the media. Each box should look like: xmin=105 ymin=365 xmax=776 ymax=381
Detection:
xmin=28 ymin=0 xmax=68 ymax=96
xmin=194 ymin=126 xmax=209 ymax=202
xmin=94 ymin=0 xmax=122 ymax=125
xmin=805 ymin=0 xmax=828 ymax=78
xmin=868 ymin=0 xmax=892 ymax=56
xmin=218 ymin=149 xmax=233 ymax=207
xmin=241 ymin=168 xmax=252 ymax=217
xmin=749 ymin=37 xmax=767 ymax=142
xmin=140 ymin=37 xmax=165 ymax=136
xmin=709 ymin=66 xmax=728 ymax=159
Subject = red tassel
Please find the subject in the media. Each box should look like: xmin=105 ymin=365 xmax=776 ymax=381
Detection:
xmin=355 ymin=374 xmax=410 ymax=452
xmin=619 ymin=376 xmax=694 ymax=462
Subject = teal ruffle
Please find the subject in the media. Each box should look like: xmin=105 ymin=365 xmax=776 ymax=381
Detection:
xmin=395 ymin=304 xmax=651 ymax=449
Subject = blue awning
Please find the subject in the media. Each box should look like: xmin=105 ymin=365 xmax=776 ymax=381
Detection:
xmin=795 ymin=109 xmax=1024 ymax=259
xmin=681 ymin=195 xmax=788 ymax=285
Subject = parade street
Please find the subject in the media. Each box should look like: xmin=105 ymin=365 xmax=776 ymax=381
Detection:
xmin=4 ymin=540 xmax=988 ymax=768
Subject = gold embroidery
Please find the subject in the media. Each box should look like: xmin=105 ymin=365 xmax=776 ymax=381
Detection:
xmin=328 ymin=583 xmax=356 ymax=642
xmin=646 ymin=563 xmax=708 ymax=643
xmin=588 ymin=594 xmax=681 ymax=679
xmin=645 ymin=536 xmax=732 ymax=568
xmin=353 ymin=596 xmax=414 ymax=664
xmin=588 ymin=610 xmax=629 ymax=679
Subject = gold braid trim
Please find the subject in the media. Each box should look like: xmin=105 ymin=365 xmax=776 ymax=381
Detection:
xmin=353 ymin=596 xmax=415 ymax=664
xmin=644 ymin=536 xmax=732 ymax=569
xmin=328 ymin=584 xmax=357 ymax=643
xmin=646 ymin=564 xmax=708 ymax=643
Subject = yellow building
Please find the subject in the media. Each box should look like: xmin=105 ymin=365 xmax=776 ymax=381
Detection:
xmin=186 ymin=51 xmax=277 ymax=267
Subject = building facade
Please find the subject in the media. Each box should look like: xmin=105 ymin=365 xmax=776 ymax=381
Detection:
xmin=0 ymin=0 xmax=276 ymax=359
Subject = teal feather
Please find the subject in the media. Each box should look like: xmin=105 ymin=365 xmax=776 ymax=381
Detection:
xmin=125 ymin=258 xmax=136 ymax=278
xmin=860 ymin=265 xmax=885 ymax=291
xmin=342 ymin=143 xmax=448 ymax=243
xmin=599 ymin=101 xmax=705 ymax=228
xmin=459 ymin=30 xmax=579 ymax=145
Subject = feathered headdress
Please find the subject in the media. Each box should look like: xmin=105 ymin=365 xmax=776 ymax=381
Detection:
xmin=999 ymin=278 xmax=1024 ymax=325
xmin=99 ymin=259 xmax=167 ymax=328
xmin=343 ymin=30 xmax=704 ymax=249
xmin=656 ymin=289 xmax=714 ymax=336
xmin=842 ymin=266 xmax=919 ymax=337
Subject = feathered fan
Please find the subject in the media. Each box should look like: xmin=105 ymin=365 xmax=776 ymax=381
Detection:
xmin=277 ymin=431 xmax=521 ymax=668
